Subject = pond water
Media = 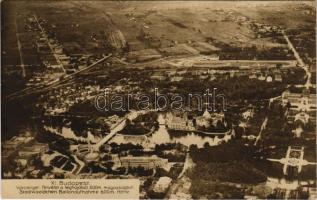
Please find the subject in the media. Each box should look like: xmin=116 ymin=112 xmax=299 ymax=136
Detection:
xmin=42 ymin=113 xmax=233 ymax=148
xmin=6 ymin=113 xmax=315 ymax=185
xmin=111 ymin=124 xmax=232 ymax=148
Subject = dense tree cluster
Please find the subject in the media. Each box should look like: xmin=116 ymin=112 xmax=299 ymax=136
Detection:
xmin=190 ymin=180 xmax=244 ymax=199
xmin=109 ymin=142 xmax=143 ymax=154
xmin=187 ymin=141 xmax=268 ymax=198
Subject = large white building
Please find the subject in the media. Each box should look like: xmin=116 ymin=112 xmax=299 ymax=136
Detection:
xmin=120 ymin=155 xmax=168 ymax=169
xmin=282 ymin=90 xmax=316 ymax=113
xmin=166 ymin=112 xmax=195 ymax=131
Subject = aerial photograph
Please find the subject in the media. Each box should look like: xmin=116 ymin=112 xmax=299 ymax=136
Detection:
xmin=1 ymin=0 xmax=316 ymax=199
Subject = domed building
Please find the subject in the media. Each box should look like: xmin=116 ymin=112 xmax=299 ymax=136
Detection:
xmin=196 ymin=109 xmax=212 ymax=128
xmin=84 ymin=151 xmax=100 ymax=162
xmin=294 ymin=112 xmax=310 ymax=126
xmin=75 ymin=142 xmax=100 ymax=163
xmin=196 ymin=109 xmax=225 ymax=128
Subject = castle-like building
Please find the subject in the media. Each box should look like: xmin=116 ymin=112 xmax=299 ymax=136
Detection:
xmin=196 ymin=109 xmax=225 ymax=128
xmin=166 ymin=109 xmax=225 ymax=131
xmin=166 ymin=112 xmax=195 ymax=131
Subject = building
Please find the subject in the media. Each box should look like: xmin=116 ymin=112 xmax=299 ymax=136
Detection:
xmin=170 ymin=76 xmax=183 ymax=82
xmin=248 ymin=73 xmax=257 ymax=79
xmin=150 ymin=72 xmax=167 ymax=81
xmin=199 ymin=74 xmax=209 ymax=79
xmin=294 ymin=112 xmax=310 ymax=125
xmin=120 ymin=155 xmax=168 ymax=169
xmin=196 ymin=109 xmax=212 ymax=128
xmin=2 ymin=134 xmax=34 ymax=151
xmin=266 ymin=75 xmax=273 ymax=82
xmin=14 ymin=142 xmax=49 ymax=167
xmin=166 ymin=112 xmax=195 ymax=131
xmin=2 ymin=133 xmax=34 ymax=167
xmin=242 ymin=107 xmax=255 ymax=120
xmin=196 ymin=109 xmax=225 ymax=128
xmin=244 ymin=195 xmax=259 ymax=200
xmin=166 ymin=110 xmax=225 ymax=131
xmin=73 ymin=143 xmax=100 ymax=162
xmin=42 ymin=55 xmax=63 ymax=69
xmin=30 ymin=142 xmax=49 ymax=153
xmin=57 ymin=55 xmax=71 ymax=65
xmin=258 ymin=74 xmax=266 ymax=81
xmin=292 ymin=126 xmax=303 ymax=138
xmin=274 ymin=73 xmax=283 ymax=82
xmin=36 ymin=40 xmax=50 ymax=53
xmin=282 ymin=90 xmax=316 ymax=113
xmin=14 ymin=154 xmax=36 ymax=167
xmin=153 ymin=176 xmax=172 ymax=193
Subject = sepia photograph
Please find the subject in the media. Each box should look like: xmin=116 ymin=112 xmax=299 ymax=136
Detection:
xmin=1 ymin=0 xmax=316 ymax=199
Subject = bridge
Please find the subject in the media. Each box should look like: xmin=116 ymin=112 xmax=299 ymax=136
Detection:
xmin=93 ymin=110 xmax=152 ymax=151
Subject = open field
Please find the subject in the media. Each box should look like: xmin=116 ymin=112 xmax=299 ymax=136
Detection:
xmin=3 ymin=1 xmax=314 ymax=57
xmin=1 ymin=1 xmax=315 ymax=97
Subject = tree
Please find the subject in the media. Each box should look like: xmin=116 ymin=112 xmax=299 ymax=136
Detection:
xmin=234 ymin=126 xmax=244 ymax=139
xmin=189 ymin=144 xmax=198 ymax=153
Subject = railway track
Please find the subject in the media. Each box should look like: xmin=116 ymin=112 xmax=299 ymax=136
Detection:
xmin=4 ymin=54 xmax=113 ymax=102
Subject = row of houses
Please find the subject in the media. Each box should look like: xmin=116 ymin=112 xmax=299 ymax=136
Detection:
xmin=39 ymin=84 xmax=102 ymax=115
xmin=33 ymin=15 xmax=75 ymax=73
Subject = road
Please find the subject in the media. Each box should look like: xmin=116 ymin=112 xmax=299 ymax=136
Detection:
xmin=15 ymin=18 xmax=26 ymax=77
xmin=165 ymin=152 xmax=193 ymax=199
xmin=282 ymin=30 xmax=312 ymax=88
xmin=269 ymin=95 xmax=282 ymax=107
xmin=73 ymin=154 xmax=85 ymax=174
xmin=33 ymin=15 xmax=66 ymax=73
xmin=177 ymin=152 xmax=191 ymax=179
xmin=254 ymin=117 xmax=268 ymax=146
xmin=304 ymin=66 xmax=312 ymax=88
xmin=282 ymin=31 xmax=305 ymax=67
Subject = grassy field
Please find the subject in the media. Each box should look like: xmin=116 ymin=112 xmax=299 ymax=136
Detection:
xmin=2 ymin=1 xmax=314 ymax=58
